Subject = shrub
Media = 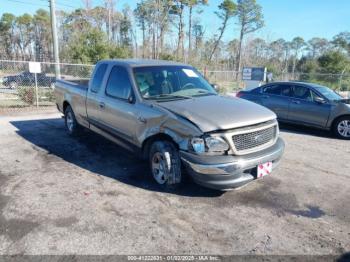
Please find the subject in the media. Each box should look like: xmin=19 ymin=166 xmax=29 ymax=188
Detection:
xmin=17 ymin=86 xmax=35 ymax=105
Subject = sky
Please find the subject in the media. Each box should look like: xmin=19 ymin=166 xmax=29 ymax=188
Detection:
xmin=1 ymin=0 xmax=349 ymax=42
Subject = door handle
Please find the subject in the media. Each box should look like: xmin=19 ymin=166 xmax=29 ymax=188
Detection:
xmin=262 ymin=95 xmax=270 ymax=99
xmin=292 ymin=100 xmax=300 ymax=104
xmin=99 ymin=102 xmax=105 ymax=109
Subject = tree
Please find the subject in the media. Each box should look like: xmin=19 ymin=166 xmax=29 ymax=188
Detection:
xmin=134 ymin=2 xmax=148 ymax=58
xmin=171 ymin=0 xmax=187 ymax=60
xmin=332 ymin=32 xmax=350 ymax=54
xmin=0 ymin=13 xmax=16 ymax=59
xmin=186 ymin=0 xmax=208 ymax=59
xmin=33 ymin=9 xmax=51 ymax=61
xmin=307 ymin=37 xmax=329 ymax=58
xmin=15 ymin=13 xmax=33 ymax=60
xmin=236 ymin=0 xmax=264 ymax=76
xmin=208 ymin=0 xmax=236 ymax=63
xmin=120 ymin=7 xmax=133 ymax=48
xmin=318 ymin=51 xmax=350 ymax=88
xmin=291 ymin=37 xmax=306 ymax=78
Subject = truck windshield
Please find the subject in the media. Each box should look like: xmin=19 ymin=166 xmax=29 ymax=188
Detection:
xmin=133 ymin=66 xmax=217 ymax=100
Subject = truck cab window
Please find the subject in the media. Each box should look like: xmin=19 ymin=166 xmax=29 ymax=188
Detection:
xmin=105 ymin=66 xmax=132 ymax=100
xmin=91 ymin=64 xmax=107 ymax=93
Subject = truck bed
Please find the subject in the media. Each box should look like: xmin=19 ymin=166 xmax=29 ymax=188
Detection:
xmin=54 ymin=79 xmax=90 ymax=125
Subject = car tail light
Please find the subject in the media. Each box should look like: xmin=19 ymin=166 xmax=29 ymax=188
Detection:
xmin=236 ymin=91 xmax=243 ymax=98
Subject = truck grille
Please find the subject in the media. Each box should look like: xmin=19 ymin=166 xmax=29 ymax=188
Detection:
xmin=232 ymin=125 xmax=277 ymax=152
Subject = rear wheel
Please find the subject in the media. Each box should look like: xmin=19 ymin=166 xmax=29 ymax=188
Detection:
xmin=333 ymin=116 xmax=350 ymax=140
xmin=149 ymin=141 xmax=182 ymax=189
xmin=9 ymin=81 xmax=18 ymax=89
xmin=64 ymin=105 xmax=82 ymax=136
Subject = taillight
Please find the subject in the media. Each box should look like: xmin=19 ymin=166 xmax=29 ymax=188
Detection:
xmin=236 ymin=91 xmax=243 ymax=98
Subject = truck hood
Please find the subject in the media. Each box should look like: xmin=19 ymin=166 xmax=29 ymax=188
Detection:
xmin=158 ymin=95 xmax=276 ymax=133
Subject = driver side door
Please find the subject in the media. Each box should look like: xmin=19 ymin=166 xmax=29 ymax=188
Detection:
xmin=288 ymin=85 xmax=332 ymax=128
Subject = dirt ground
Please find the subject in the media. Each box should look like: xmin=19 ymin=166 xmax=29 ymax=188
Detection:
xmin=0 ymin=109 xmax=349 ymax=256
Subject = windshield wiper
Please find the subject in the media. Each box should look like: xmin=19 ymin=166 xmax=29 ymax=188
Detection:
xmin=146 ymin=94 xmax=193 ymax=100
xmin=193 ymin=90 xmax=217 ymax=96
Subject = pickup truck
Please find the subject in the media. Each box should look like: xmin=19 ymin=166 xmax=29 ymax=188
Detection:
xmin=55 ymin=59 xmax=285 ymax=190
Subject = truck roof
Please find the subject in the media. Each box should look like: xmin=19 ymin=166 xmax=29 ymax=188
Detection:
xmin=97 ymin=59 xmax=189 ymax=68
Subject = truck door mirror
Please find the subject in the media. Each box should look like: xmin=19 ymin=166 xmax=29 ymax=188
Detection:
xmin=128 ymin=94 xmax=135 ymax=104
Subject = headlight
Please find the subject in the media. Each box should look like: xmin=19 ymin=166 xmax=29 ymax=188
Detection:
xmin=190 ymin=136 xmax=229 ymax=154
xmin=191 ymin=138 xmax=205 ymax=153
xmin=205 ymin=137 xmax=229 ymax=152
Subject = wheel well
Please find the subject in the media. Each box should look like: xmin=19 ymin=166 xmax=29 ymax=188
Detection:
xmin=141 ymin=133 xmax=178 ymax=159
xmin=63 ymin=101 xmax=70 ymax=114
xmin=331 ymin=114 xmax=350 ymax=129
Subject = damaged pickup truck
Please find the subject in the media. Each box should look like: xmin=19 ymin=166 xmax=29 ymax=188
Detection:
xmin=55 ymin=59 xmax=285 ymax=190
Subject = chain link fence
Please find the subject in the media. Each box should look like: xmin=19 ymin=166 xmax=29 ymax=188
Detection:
xmin=1 ymin=60 xmax=349 ymax=109
xmin=0 ymin=60 xmax=93 ymax=108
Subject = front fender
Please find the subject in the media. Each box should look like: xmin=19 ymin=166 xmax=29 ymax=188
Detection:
xmin=135 ymin=104 xmax=203 ymax=150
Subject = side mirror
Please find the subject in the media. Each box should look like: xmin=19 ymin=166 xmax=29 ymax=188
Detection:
xmin=211 ymin=84 xmax=219 ymax=90
xmin=314 ymin=97 xmax=326 ymax=104
xmin=128 ymin=94 xmax=135 ymax=104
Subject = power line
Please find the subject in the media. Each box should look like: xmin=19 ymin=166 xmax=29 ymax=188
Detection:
xmin=3 ymin=0 xmax=48 ymax=8
xmin=36 ymin=0 xmax=81 ymax=9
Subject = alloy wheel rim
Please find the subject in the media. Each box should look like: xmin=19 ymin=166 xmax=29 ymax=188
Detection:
xmin=338 ymin=120 xmax=350 ymax=138
xmin=152 ymin=152 xmax=167 ymax=185
xmin=66 ymin=112 xmax=74 ymax=132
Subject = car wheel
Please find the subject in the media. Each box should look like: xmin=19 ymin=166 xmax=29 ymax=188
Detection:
xmin=333 ymin=116 xmax=350 ymax=140
xmin=9 ymin=81 xmax=18 ymax=89
xmin=149 ymin=141 xmax=182 ymax=189
xmin=64 ymin=105 xmax=82 ymax=136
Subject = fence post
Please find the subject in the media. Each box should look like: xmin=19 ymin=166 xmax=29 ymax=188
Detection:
xmin=34 ymin=73 xmax=39 ymax=107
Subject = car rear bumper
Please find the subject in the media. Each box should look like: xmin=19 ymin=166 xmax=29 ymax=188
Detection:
xmin=180 ymin=138 xmax=285 ymax=191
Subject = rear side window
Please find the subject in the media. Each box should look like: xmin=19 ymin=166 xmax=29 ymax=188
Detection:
xmin=105 ymin=66 xmax=132 ymax=100
xmin=91 ymin=64 xmax=107 ymax=93
xmin=280 ymin=85 xmax=292 ymax=97
xmin=262 ymin=85 xmax=281 ymax=95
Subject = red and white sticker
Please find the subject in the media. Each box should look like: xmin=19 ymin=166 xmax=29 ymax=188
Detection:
xmin=257 ymin=162 xmax=272 ymax=178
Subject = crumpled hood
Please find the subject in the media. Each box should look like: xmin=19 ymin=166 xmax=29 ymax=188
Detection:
xmin=158 ymin=95 xmax=276 ymax=132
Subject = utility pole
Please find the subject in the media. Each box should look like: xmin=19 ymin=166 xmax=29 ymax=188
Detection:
xmin=49 ymin=0 xmax=61 ymax=78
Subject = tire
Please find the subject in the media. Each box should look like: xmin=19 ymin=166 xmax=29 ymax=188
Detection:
xmin=332 ymin=116 xmax=350 ymax=140
xmin=149 ymin=141 xmax=182 ymax=189
xmin=64 ymin=105 xmax=82 ymax=136
xmin=9 ymin=81 xmax=18 ymax=89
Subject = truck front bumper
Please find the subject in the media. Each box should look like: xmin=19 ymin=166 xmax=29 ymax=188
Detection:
xmin=180 ymin=138 xmax=285 ymax=191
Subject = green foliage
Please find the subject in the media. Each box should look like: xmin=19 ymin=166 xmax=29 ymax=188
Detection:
xmin=217 ymin=0 xmax=236 ymax=19
xmin=65 ymin=28 xmax=109 ymax=64
xmin=159 ymin=53 xmax=176 ymax=61
xmin=237 ymin=0 xmax=264 ymax=34
xmin=318 ymin=51 xmax=349 ymax=74
xmin=17 ymin=86 xmax=35 ymax=105
xmin=332 ymin=32 xmax=350 ymax=54
xmin=109 ymin=45 xmax=132 ymax=59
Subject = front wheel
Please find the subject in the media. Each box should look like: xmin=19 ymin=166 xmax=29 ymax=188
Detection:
xmin=333 ymin=116 xmax=350 ymax=140
xmin=149 ymin=141 xmax=182 ymax=189
xmin=64 ymin=105 xmax=82 ymax=136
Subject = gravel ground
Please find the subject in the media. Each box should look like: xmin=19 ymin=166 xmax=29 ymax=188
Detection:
xmin=0 ymin=110 xmax=349 ymax=256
